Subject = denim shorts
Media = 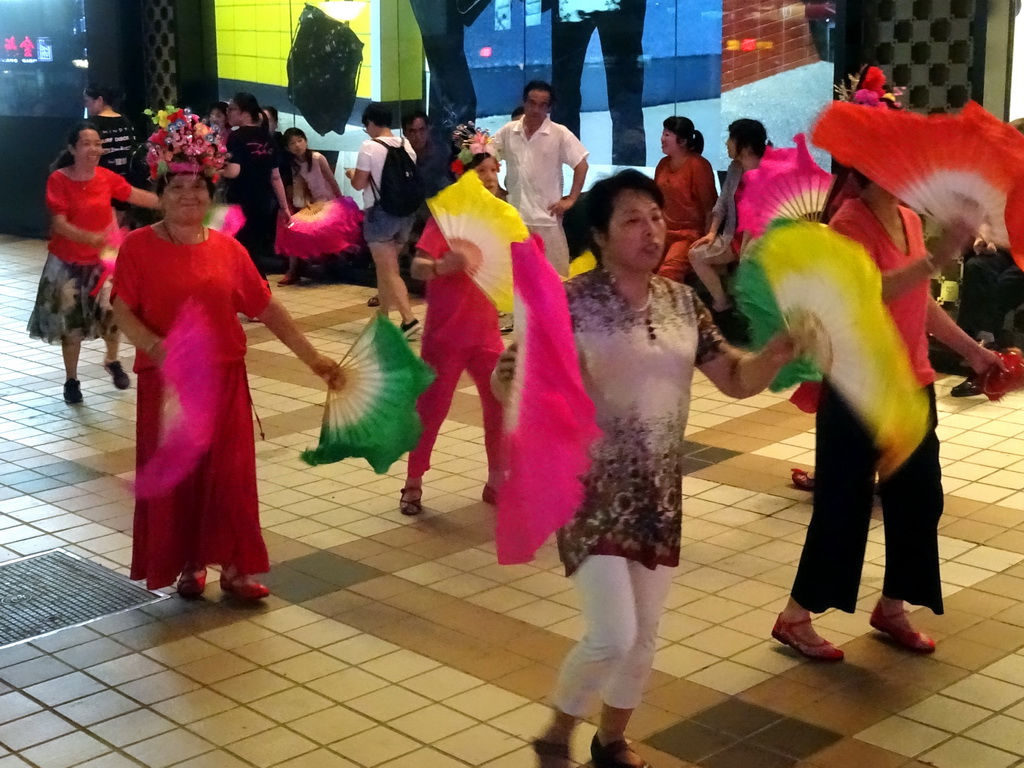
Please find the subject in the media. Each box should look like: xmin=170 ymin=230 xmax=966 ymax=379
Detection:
xmin=363 ymin=205 xmax=414 ymax=245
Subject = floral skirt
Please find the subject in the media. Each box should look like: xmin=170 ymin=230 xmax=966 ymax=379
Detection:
xmin=27 ymin=254 xmax=115 ymax=344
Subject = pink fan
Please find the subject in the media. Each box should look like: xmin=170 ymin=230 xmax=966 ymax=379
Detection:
xmin=738 ymin=134 xmax=834 ymax=238
xmin=206 ymin=204 xmax=246 ymax=237
xmin=275 ymin=198 xmax=363 ymax=260
xmin=90 ymin=226 xmax=129 ymax=298
xmin=134 ymin=299 xmax=220 ymax=499
xmin=496 ymin=235 xmax=601 ymax=565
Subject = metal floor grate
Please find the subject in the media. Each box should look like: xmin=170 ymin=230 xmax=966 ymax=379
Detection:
xmin=0 ymin=549 xmax=166 ymax=648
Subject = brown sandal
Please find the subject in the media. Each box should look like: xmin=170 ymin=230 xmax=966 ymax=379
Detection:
xmin=367 ymin=295 xmax=380 ymax=307
xmin=532 ymin=739 xmax=571 ymax=767
xmin=399 ymin=487 xmax=423 ymax=516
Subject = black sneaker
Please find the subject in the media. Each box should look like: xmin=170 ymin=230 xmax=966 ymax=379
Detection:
xmin=105 ymin=361 xmax=131 ymax=390
xmin=63 ymin=379 xmax=83 ymax=404
xmin=400 ymin=318 xmax=420 ymax=339
xmin=950 ymin=377 xmax=982 ymax=398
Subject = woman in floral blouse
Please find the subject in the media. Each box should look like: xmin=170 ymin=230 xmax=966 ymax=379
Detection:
xmin=494 ymin=170 xmax=794 ymax=768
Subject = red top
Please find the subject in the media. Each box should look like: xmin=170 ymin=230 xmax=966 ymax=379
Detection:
xmin=46 ymin=167 xmax=132 ymax=264
xmin=654 ymin=155 xmax=717 ymax=234
xmin=416 ymin=218 xmax=501 ymax=349
xmin=112 ymin=226 xmax=272 ymax=373
xmin=830 ymin=197 xmax=935 ymax=387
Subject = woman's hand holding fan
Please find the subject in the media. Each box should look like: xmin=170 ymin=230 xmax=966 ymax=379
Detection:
xmin=441 ymin=240 xmax=483 ymax=277
xmin=426 ymin=170 xmax=529 ymax=313
xmin=736 ymin=219 xmax=931 ymax=477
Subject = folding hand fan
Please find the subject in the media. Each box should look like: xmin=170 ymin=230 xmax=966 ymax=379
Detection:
xmin=496 ymin=235 xmax=601 ymax=565
xmin=205 ymin=204 xmax=246 ymax=237
xmin=568 ymin=249 xmax=597 ymax=279
xmin=738 ymin=134 xmax=834 ymax=238
xmin=736 ymin=219 xmax=930 ymax=477
xmin=426 ymin=170 xmax=529 ymax=313
xmin=276 ymin=197 xmax=363 ymax=259
xmin=135 ymin=299 xmax=219 ymax=498
xmin=979 ymin=349 xmax=1024 ymax=401
xmin=301 ymin=314 xmax=435 ymax=474
xmin=90 ymin=226 xmax=129 ymax=299
xmin=812 ymin=101 xmax=1024 ymax=255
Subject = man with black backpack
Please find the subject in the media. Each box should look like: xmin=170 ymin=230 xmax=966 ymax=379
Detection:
xmin=346 ymin=103 xmax=424 ymax=337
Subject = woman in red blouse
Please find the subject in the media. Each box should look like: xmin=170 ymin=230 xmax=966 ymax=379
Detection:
xmin=112 ymin=171 xmax=342 ymax=600
xmin=28 ymin=123 xmax=158 ymax=404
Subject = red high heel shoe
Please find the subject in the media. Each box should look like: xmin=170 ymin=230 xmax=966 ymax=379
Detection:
xmin=176 ymin=567 xmax=207 ymax=599
xmin=220 ymin=573 xmax=270 ymax=600
xmin=869 ymin=605 xmax=935 ymax=653
xmin=772 ymin=614 xmax=844 ymax=661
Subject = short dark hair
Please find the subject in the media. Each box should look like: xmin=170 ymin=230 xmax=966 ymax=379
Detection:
xmin=209 ymin=101 xmax=228 ymax=116
xmin=522 ymin=80 xmax=555 ymax=106
xmin=728 ymin=118 xmax=768 ymax=158
xmin=84 ymin=84 xmax=119 ymax=107
xmin=231 ymin=92 xmax=263 ymax=124
xmin=263 ymin=106 xmax=279 ymax=123
xmin=511 ymin=106 xmax=525 ymax=120
xmin=586 ymin=169 xmax=664 ymax=263
xmin=156 ymin=173 xmax=216 ymax=198
xmin=362 ymin=102 xmax=393 ymax=129
xmin=401 ymin=109 xmax=429 ymax=130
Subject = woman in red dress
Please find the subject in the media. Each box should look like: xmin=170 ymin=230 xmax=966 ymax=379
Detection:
xmin=112 ymin=141 xmax=341 ymax=600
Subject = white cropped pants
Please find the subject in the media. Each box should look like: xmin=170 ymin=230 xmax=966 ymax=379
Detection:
xmin=552 ymin=555 xmax=674 ymax=717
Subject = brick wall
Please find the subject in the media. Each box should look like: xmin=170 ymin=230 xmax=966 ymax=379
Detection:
xmin=721 ymin=1 xmax=822 ymax=92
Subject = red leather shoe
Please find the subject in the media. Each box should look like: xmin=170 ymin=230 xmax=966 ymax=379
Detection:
xmin=791 ymin=469 xmax=814 ymax=491
xmin=870 ymin=605 xmax=935 ymax=653
xmin=220 ymin=574 xmax=270 ymax=600
xmin=176 ymin=568 xmax=206 ymax=599
xmin=772 ymin=614 xmax=844 ymax=661
xmin=482 ymin=484 xmax=498 ymax=505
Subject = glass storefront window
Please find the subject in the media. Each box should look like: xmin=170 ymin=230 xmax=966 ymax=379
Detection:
xmin=212 ymin=0 xmax=839 ymax=200
xmin=0 ymin=0 xmax=88 ymax=118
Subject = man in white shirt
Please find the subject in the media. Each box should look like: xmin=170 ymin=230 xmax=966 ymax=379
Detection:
xmin=493 ymin=81 xmax=589 ymax=276
xmin=346 ymin=102 xmax=421 ymax=336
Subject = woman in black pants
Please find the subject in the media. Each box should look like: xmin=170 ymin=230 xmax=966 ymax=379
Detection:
xmin=771 ymin=172 xmax=1001 ymax=661
xmin=221 ymin=92 xmax=290 ymax=278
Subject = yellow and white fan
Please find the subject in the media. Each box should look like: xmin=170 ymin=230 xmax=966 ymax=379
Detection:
xmin=426 ymin=170 xmax=529 ymax=313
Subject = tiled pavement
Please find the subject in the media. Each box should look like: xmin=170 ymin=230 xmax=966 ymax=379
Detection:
xmin=4 ymin=235 xmax=1024 ymax=766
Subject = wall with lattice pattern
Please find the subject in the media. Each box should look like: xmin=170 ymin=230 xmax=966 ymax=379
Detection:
xmin=143 ymin=0 xmax=178 ymax=106
xmin=860 ymin=0 xmax=979 ymax=112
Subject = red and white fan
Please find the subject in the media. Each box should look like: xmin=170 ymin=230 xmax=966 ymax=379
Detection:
xmin=812 ymin=101 xmax=1024 ymax=264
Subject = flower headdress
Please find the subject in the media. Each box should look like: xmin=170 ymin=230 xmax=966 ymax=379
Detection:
xmin=450 ymin=123 xmax=500 ymax=176
xmin=145 ymin=105 xmax=228 ymax=180
xmin=834 ymin=65 xmax=904 ymax=110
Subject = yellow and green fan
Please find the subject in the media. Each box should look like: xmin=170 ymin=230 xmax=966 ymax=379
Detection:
xmin=301 ymin=314 xmax=435 ymax=474
xmin=735 ymin=219 xmax=929 ymax=477
xmin=426 ymin=170 xmax=529 ymax=313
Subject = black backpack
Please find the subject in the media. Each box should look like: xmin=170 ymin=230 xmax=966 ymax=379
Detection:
xmin=369 ymin=139 xmax=425 ymax=217
xmin=287 ymin=4 xmax=363 ymax=136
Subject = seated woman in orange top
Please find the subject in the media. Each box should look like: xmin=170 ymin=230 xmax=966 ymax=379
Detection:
xmin=654 ymin=116 xmax=718 ymax=282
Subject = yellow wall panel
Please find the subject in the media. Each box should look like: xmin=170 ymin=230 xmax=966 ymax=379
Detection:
xmin=213 ymin=0 xmax=424 ymax=102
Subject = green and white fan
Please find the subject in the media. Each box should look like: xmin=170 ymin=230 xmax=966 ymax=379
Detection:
xmin=301 ymin=314 xmax=435 ymax=474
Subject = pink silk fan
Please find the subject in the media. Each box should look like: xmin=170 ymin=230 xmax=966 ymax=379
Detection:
xmin=496 ymin=235 xmax=601 ymax=565
xmin=275 ymin=197 xmax=363 ymax=260
xmin=134 ymin=299 xmax=220 ymax=499
xmin=738 ymin=134 xmax=834 ymax=239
